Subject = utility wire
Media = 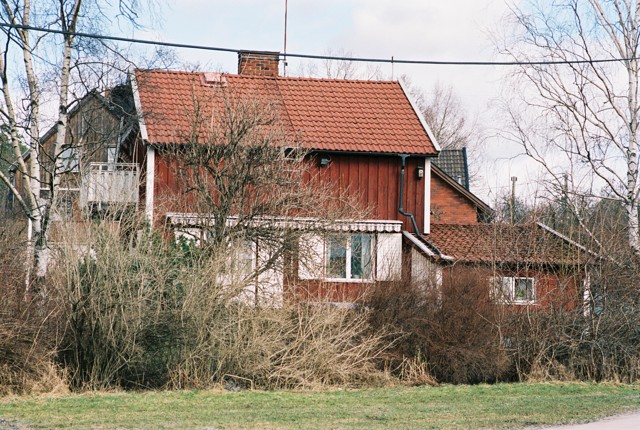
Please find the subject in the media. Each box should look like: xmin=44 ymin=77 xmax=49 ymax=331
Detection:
xmin=0 ymin=22 xmax=635 ymax=67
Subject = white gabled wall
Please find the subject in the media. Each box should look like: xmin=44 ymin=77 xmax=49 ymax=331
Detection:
xmin=298 ymin=233 xmax=325 ymax=280
xmin=256 ymin=239 xmax=284 ymax=307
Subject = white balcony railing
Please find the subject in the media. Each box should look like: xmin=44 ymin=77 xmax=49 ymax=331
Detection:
xmin=80 ymin=162 xmax=139 ymax=209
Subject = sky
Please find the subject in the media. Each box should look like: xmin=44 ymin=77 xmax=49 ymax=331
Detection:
xmin=131 ymin=0 xmax=537 ymax=203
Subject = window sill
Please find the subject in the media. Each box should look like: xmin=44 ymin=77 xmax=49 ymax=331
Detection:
xmin=323 ymin=278 xmax=375 ymax=284
xmin=510 ymin=300 xmax=537 ymax=305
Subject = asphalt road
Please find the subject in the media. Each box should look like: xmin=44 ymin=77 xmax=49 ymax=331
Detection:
xmin=539 ymin=412 xmax=640 ymax=429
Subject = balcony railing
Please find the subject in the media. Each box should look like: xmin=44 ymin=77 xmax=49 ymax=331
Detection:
xmin=80 ymin=162 xmax=139 ymax=209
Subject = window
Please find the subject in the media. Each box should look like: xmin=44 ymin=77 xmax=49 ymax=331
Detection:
xmin=326 ymin=234 xmax=373 ymax=281
xmin=491 ymin=276 xmax=536 ymax=304
xmin=107 ymin=147 xmax=118 ymax=165
xmin=60 ymin=146 xmax=79 ymax=172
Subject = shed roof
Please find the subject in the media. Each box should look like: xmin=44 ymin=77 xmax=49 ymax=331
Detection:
xmin=132 ymin=70 xmax=438 ymax=155
xmin=425 ymin=223 xmax=593 ymax=266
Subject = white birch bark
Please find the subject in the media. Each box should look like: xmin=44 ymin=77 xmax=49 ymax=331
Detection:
xmin=504 ymin=0 xmax=640 ymax=258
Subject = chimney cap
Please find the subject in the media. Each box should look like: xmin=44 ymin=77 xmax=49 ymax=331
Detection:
xmin=237 ymin=50 xmax=281 ymax=57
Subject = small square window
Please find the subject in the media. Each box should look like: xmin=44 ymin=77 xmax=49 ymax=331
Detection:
xmin=491 ymin=276 xmax=536 ymax=304
xmin=514 ymin=277 xmax=535 ymax=302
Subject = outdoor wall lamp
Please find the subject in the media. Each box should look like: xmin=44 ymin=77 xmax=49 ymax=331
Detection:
xmin=319 ymin=156 xmax=331 ymax=167
xmin=416 ymin=165 xmax=424 ymax=179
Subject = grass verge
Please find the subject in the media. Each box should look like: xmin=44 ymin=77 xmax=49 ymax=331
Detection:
xmin=0 ymin=382 xmax=639 ymax=429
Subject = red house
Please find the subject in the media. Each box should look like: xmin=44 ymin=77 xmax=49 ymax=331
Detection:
xmin=14 ymin=51 xmax=592 ymax=307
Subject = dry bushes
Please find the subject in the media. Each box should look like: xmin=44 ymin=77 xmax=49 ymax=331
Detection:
xmin=0 ymin=220 xmax=67 ymax=395
xmin=505 ymin=265 xmax=640 ymax=383
xmin=48 ymin=220 xmax=387 ymax=390
xmin=367 ymin=268 xmax=511 ymax=384
xmin=170 ymin=303 xmax=388 ymax=390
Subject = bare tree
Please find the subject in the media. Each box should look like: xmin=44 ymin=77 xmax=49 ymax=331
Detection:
xmin=296 ymin=49 xmax=383 ymax=80
xmin=501 ymin=0 xmax=640 ymax=257
xmin=162 ymin=86 xmax=363 ymax=297
xmin=402 ymin=78 xmax=486 ymax=186
xmin=0 ymin=1 xmax=153 ymax=286
xmin=418 ymin=83 xmax=477 ymax=151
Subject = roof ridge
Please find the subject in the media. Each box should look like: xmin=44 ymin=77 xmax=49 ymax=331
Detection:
xmin=135 ymin=68 xmax=400 ymax=84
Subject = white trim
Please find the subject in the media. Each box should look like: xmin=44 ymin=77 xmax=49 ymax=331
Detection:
xmin=491 ymin=275 xmax=536 ymax=305
xmin=325 ymin=233 xmax=375 ymax=282
xmin=402 ymin=230 xmax=435 ymax=257
xmin=165 ymin=213 xmax=403 ymax=233
xmin=536 ymin=222 xmax=599 ymax=260
xmin=145 ymin=146 xmax=155 ymax=224
xmin=582 ymin=273 xmax=592 ymax=317
xmin=398 ymin=79 xmax=442 ymax=152
xmin=129 ymin=68 xmax=149 ymax=142
xmin=424 ymin=158 xmax=431 ymax=234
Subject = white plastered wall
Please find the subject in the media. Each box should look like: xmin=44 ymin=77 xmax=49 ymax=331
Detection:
xmin=298 ymin=231 xmax=403 ymax=282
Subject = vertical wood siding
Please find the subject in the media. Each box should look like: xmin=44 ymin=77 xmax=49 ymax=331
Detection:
xmin=152 ymin=151 xmax=428 ymax=232
xmin=310 ymin=153 xmax=426 ymax=232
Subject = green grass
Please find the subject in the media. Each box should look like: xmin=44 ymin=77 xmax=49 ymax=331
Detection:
xmin=1 ymin=383 xmax=639 ymax=429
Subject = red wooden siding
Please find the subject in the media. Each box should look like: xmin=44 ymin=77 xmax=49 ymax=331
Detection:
xmin=440 ymin=265 xmax=583 ymax=311
xmin=309 ymin=153 xmax=426 ymax=232
xmin=151 ymin=150 xmax=428 ymax=232
xmin=430 ymin=173 xmax=478 ymax=224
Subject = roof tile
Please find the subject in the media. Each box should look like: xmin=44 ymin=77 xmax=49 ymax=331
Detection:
xmin=134 ymin=70 xmax=437 ymax=155
xmin=426 ymin=223 xmax=591 ymax=265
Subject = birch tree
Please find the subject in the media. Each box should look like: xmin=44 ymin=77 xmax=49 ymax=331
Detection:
xmin=0 ymin=0 xmax=149 ymax=286
xmin=502 ymin=0 xmax=640 ymax=257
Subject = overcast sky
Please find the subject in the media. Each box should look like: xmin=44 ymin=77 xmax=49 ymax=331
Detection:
xmin=134 ymin=0 xmax=538 ymax=203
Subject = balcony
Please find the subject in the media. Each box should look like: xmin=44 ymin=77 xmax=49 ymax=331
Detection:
xmin=80 ymin=162 xmax=139 ymax=210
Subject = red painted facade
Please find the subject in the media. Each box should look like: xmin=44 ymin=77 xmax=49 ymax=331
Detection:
xmin=309 ymin=153 xmax=427 ymax=232
xmin=149 ymin=149 xmax=429 ymax=234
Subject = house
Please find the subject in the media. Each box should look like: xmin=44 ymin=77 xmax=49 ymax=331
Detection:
xmin=13 ymin=50 xmax=593 ymax=307
xmin=7 ymin=86 xmax=139 ymax=241
xmin=408 ymin=149 xmax=592 ymax=307
xmin=130 ymin=51 xmax=438 ymax=303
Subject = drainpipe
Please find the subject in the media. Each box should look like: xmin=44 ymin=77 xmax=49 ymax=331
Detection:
xmin=398 ymin=154 xmax=446 ymax=257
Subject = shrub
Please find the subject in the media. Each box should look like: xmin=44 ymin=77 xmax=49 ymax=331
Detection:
xmin=367 ymin=268 xmax=511 ymax=384
xmin=0 ymin=220 xmax=66 ymax=395
xmin=51 ymin=220 xmax=388 ymax=390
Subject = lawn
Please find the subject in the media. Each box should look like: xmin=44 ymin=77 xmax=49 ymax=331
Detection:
xmin=0 ymin=383 xmax=639 ymax=429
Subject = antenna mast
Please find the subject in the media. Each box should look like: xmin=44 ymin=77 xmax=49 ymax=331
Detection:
xmin=283 ymin=0 xmax=288 ymax=75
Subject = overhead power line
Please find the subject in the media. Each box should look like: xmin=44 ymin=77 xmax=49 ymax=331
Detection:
xmin=0 ymin=22 xmax=635 ymax=67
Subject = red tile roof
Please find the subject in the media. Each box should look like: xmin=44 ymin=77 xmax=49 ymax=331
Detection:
xmin=133 ymin=70 xmax=437 ymax=155
xmin=426 ymin=223 xmax=592 ymax=265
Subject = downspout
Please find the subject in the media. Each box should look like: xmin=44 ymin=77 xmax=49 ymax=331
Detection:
xmin=398 ymin=154 xmax=447 ymax=257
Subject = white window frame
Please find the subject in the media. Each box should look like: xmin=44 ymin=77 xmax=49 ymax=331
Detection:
xmin=324 ymin=233 xmax=375 ymax=282
xmin=107 ymin=146 xmax=118 ymax=165
xmin=491 ymin=276 xmax=536 ymax=305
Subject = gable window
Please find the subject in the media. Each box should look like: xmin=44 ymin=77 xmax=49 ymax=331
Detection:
xmin=326 ymin=234 xmax=373 ymax=281
xmin=491 ymin=276 xmax=536 ymax=304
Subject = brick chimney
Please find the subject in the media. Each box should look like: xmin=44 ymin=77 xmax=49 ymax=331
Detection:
xmin=237 ymin=51 xmax=280 ymax=77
